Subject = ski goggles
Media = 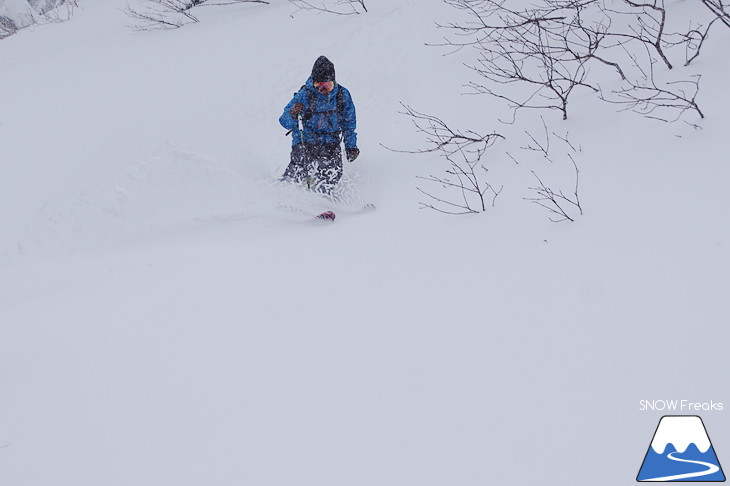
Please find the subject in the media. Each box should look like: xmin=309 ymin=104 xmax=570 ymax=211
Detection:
xmin=314 ymin=81 xmax=335 ymax=93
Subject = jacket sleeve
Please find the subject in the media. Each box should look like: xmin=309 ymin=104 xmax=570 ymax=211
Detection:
xmin=340 ymin=87 xmax=358 ymax=149
xmin=279 ymin=89 xmax=307 ymax=131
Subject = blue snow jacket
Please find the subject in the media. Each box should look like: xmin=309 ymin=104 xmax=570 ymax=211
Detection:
xmin=279 ymin=78 xmax=357 ymax=149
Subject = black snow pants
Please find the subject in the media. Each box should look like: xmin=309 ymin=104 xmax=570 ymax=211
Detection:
xmin=282 ymin=143 xmax=343 ymax=194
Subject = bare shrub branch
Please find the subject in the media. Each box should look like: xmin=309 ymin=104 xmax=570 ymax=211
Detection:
xmin=384 ymin=104 xmax=505 ymax=214
xmin=698 ymin=0 xmax=730 ymax=28
xmin=1 ymin=0 xmax=78 ymax=39
xmin=525 ymin=164 xmax=582 ymax=222
xmin=515 ymin=124 xmax=583 ymax=222
xmin=436 ymin=0 xmax=711 ymax=123
xmin=0 ymin=17 xmax=18 ymax=39
xmin=676 ymin=0 xmax=729 ymax=65
xmin=600 ymin=53 xmax=704 ymax=122
xmin=126 ymin=0 xmax=268 ymax=30
xmin=289 ymin=0 xmax=367 ymax=15
xmin=521 ymin=116 xmax=553 ymax=161
xmin=436 ymin=0 xmax=602 ymax=121
xmin=597 ymin=0 xmax=674 ymax=69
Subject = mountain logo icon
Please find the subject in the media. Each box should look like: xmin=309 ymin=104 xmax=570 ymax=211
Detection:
xmin=637 ymin=415 xmax=726 ymax=482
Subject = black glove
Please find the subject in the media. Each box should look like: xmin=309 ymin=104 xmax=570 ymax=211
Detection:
xmin=346 ymin=147 xmax=360 ymax=162
xmin=290 ymin=102 xmax=305 ymax=119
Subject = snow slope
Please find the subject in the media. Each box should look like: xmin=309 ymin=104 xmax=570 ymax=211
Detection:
xmin=1 ymin=1 xmax=729 ymax=485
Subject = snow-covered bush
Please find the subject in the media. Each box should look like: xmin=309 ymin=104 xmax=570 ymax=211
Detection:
xmin=0 ymin=0 xmax=36 ymax=37
xmin=0 ymin=15 xmax=18 ymax=38
xmin=125 ymin=0 xmax=269 ymax=30
xmin=290 ymin=0 xmax=367 ymax=16
xmin=0 ymin=0 xmax=75 ymax=39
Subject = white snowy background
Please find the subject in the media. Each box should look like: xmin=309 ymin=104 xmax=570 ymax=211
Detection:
xmin=1 ymin=0 xmax=729 ymax=485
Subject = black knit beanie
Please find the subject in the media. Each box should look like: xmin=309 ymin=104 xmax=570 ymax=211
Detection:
xmin=312 ymin=56 xmax=336 ymax=83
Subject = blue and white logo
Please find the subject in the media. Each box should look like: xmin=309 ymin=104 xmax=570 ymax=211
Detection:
xmin=637 ymin=415 xmax=725 ymax=482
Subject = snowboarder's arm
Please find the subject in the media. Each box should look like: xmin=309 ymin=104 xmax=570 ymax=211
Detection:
xmin=340 ymin=87 xmax=358 ymax=149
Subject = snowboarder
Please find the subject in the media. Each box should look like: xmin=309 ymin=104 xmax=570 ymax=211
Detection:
xmin=279 ymin=56 xmax=359 ymax=195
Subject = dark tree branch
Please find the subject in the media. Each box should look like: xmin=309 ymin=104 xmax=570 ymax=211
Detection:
xmin=436 ymin=0 xmax=712 ymax=123
xmin=126 ymin=0 xmax=267 ymax=30
xmin=290 ymin=0 xmax=367 ymax=15
xmin=698 ymin=0 xmax=730 ymax=28
xmin=513 ymin=125 xmax=583 ymax=222
xmin=525 ymin=166 xmax=582 ymax=222
xmin=384 ymin=104 xmax=505 ymax=214
xmin=600 ymin=52 xmax=704 ymax=122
